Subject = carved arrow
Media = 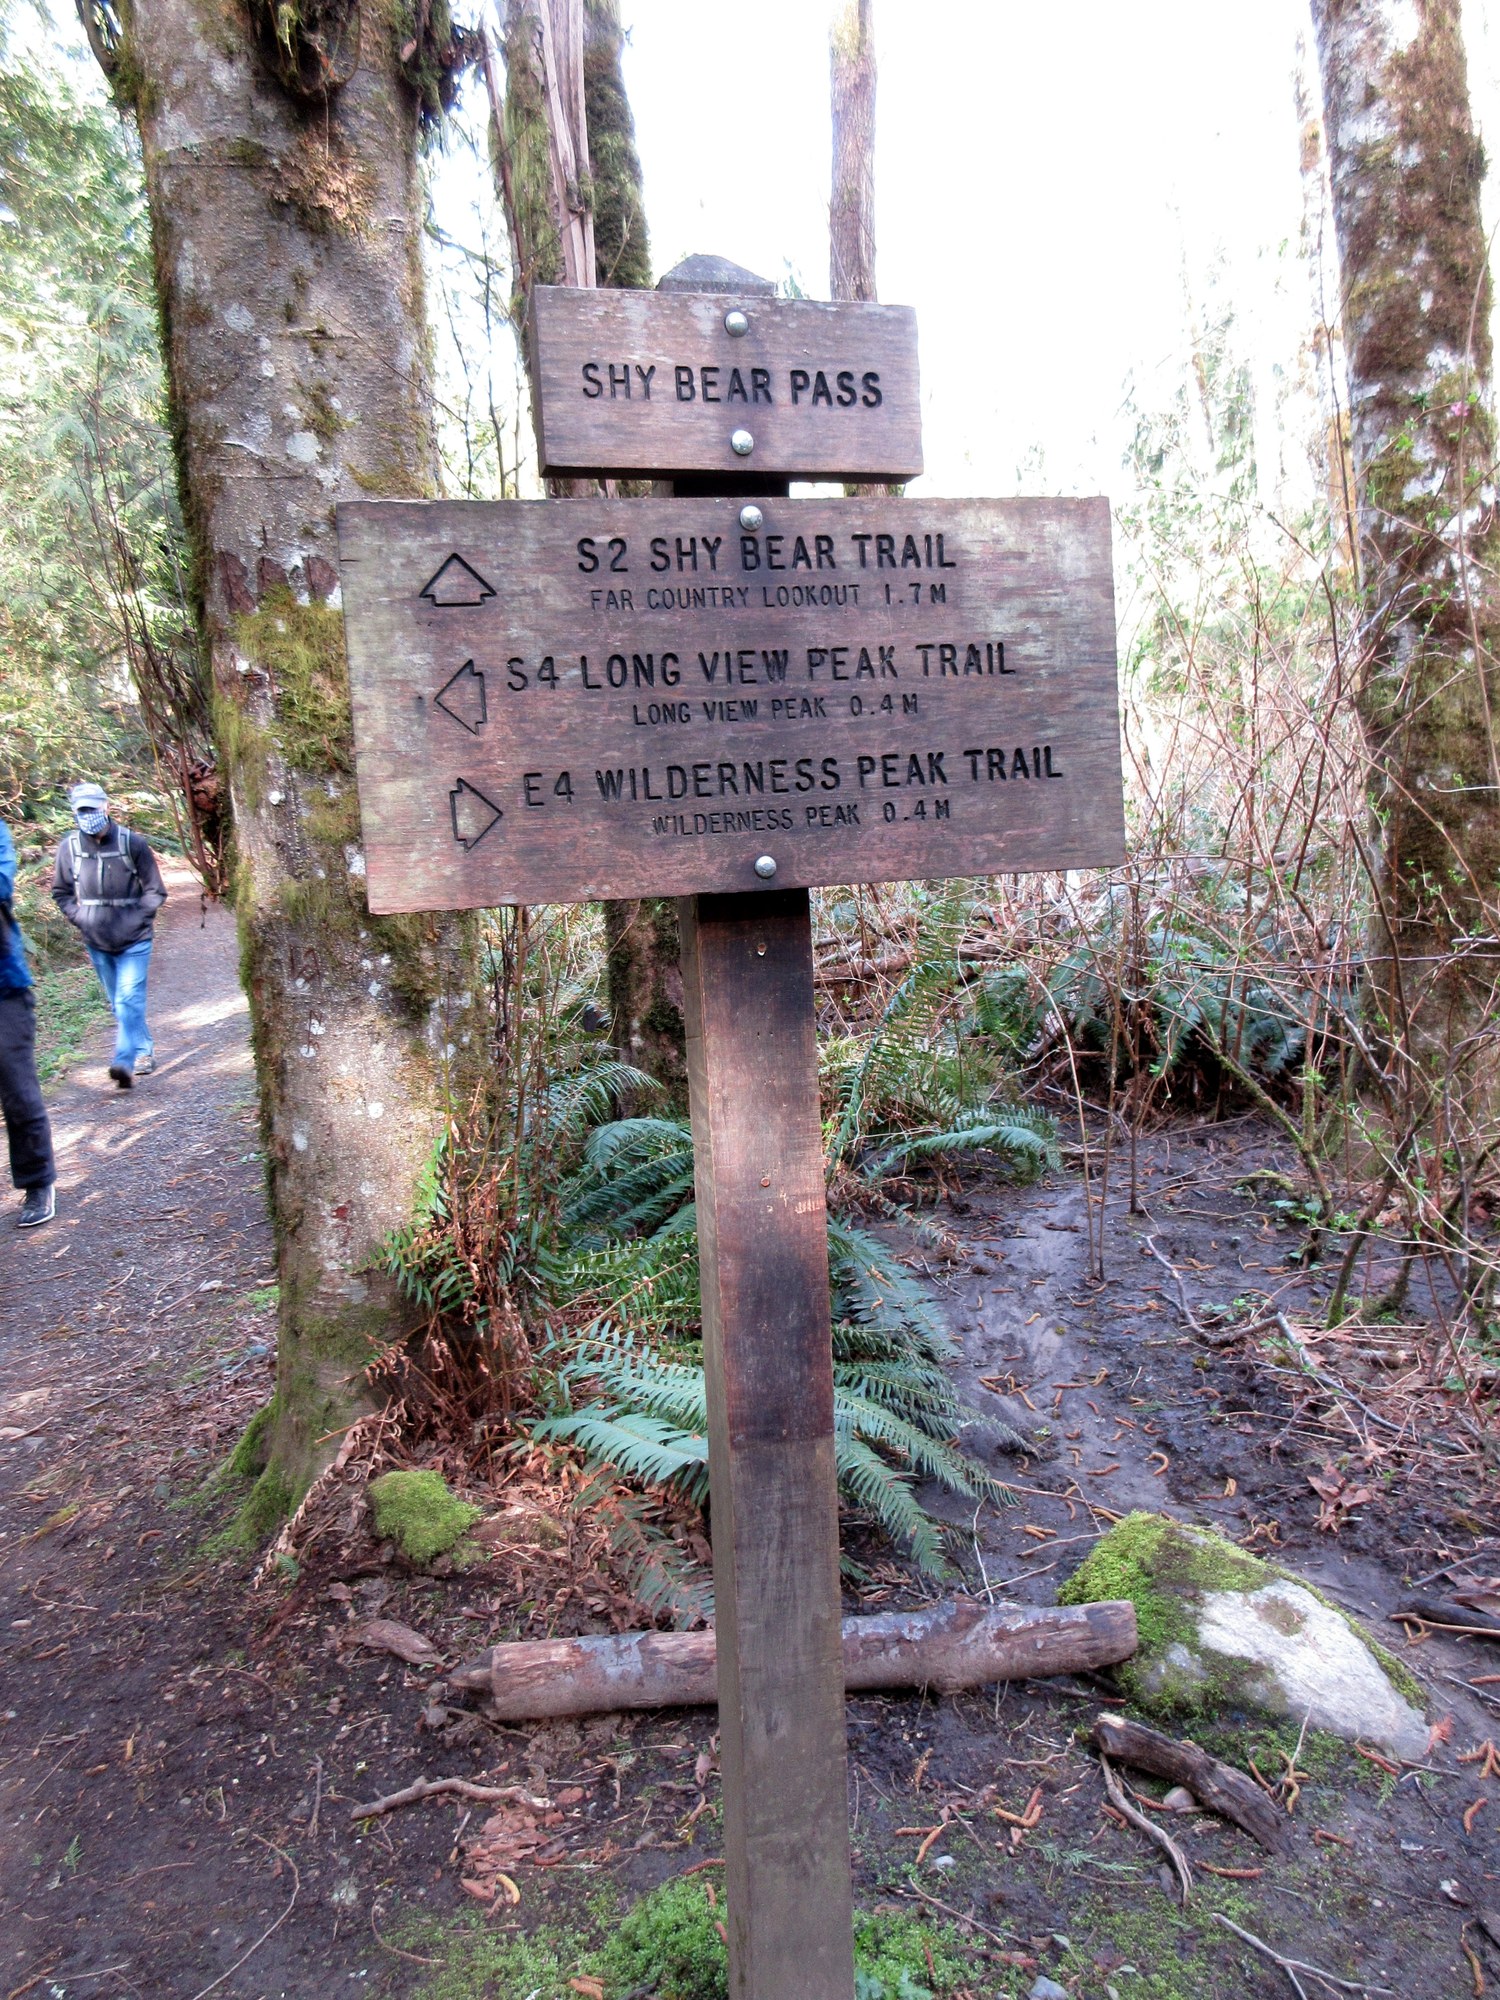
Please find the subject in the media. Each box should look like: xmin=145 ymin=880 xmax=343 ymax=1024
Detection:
xmin=449 ymin=779 xmax=504 ymax=851
xmin=420 ymin=553 xmax=495 ymax=608
xmin=434 ymin=660 xmax=487 ymax=734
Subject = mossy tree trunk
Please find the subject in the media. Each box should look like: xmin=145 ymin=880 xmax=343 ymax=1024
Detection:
xmin=498 ymin=0 xmax=685 ymax=1107
xmin=91 ymin=0 xmax=480 ymax=1523
xmin=1309 ymin=0 xmax=1500 ymax=1105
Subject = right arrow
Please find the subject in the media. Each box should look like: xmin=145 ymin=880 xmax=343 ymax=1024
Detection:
xmin=449 ymin=779 xmax=504 ymax=851
xmin=434 ymin=660 xmax=487 ymax=734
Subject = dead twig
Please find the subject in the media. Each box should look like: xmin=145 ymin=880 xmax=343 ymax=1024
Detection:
xmin=1212 ymin=1913 xmax=1395 ymax=1998
xmin=350 ymin=1774 xmax=551 ymax=1822
xmin=1099 ymin=1753 xmax=1193 ymax=1904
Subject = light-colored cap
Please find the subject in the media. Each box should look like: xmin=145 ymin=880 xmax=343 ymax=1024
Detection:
xmin=68 ymin=782 xmax=107 ymax=811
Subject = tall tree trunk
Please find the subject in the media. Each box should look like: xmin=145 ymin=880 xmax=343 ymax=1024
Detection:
xmin=829 ymin=0 xmax=876 ymax=305
xmin=829 ymin=0 xmax=900 ymax=509
xmin=1309 ymin=0 xmax=1500 ymax=1104
xmin=494 ymin=0 xmax=686 ymax=1106
xmin=91 ymin=0 xmax=480 ymax=1525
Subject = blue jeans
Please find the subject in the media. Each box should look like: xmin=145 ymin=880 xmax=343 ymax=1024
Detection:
xmin=87 ymin=938 xmax=154 ymax=1068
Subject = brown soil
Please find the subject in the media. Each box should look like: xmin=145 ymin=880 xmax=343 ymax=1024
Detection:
xmin=3 ymin=875 xmax=1499 ymax=1998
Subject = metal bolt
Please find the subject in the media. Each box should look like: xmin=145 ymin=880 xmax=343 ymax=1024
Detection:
xmin=739 ymin=503 xmax=764 ymax=532
xmin=724 ymin=308 xmax=749 ymax=337
xmin=730 ymin=428 xmax=755 ymax=457
xmin=753 ymin=854 xmax=777 ymax=879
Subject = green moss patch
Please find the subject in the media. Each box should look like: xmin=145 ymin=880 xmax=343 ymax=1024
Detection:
xmin=232 ymin=589 xmax=351 ymax=775
xmin=368 ymin=1468 xmax=481 ymax=1564
xmin=390 ymin=1883 xmax=969 ymax=2000
xmin=226 ymin=1397 xmax=279 ymax=1480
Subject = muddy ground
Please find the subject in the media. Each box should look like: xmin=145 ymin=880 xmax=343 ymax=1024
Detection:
xmin=3 ymin=878 xmax=1499 ymax=1999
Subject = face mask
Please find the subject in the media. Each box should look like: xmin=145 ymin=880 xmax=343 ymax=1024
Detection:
xmin=75 ymin=809 xmax=108 ymax=836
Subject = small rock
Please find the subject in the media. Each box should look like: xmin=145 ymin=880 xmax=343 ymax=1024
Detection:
xmin=929 ymin=1852 xmax=956 ymax=1870
xmin=1161 ymin=1786 xmax=1196 ymax=1813
xmin=1029 ymin=1979 xmax=1070 ymax=2000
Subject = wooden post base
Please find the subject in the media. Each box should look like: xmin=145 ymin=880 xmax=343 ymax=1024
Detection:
xmin=680 ymin=888 xmax=856 ymax=2000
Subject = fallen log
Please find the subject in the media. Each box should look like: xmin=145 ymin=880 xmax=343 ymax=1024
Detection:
xmin=449 ymin=1597 xmax=1136 ymax=1721
xmin=1090 ymin=1713 xmax=1289 ymax=1854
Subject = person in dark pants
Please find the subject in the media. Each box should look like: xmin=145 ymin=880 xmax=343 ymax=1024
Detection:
xmin=52 ymin=783 xmax=167 ymax=1090
xmin=0 ymin=821 xmax=57 ymax=1228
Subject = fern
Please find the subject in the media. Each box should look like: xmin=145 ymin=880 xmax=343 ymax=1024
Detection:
xmin=823 ymin=883 xmax=1058 ymax=1190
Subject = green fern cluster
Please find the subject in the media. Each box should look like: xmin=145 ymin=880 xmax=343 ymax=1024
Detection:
xmin=980 ymin=886 xmax=1349 ymax=1091
xmin=535 ymin=1115 xmax=1016 ymax=1595
xmin=825 ymin=883 xmax=1059 ymax=1185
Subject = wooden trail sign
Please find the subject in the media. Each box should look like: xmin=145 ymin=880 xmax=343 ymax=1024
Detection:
xmin=336 ymin=496 xmax=1123 ymax=913
xmin=338 ymin=258 xmax=1124 ymax=2000
xmin=529 ymin=284 xmax=922 ymax=480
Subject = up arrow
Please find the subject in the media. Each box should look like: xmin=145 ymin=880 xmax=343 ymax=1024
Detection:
xmin=434 ymin=660 xmax=487 ymax=734
xmin=420 ymin=553 xmax=496 ymax=607
xmin=449 ymin=779 xmax=504 ymax=851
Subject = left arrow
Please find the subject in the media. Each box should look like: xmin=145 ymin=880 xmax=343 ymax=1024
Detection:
xmin=449 ymin=779 xmax=504 ymax=851
xmin=434 ymin=660 xmax=487 ymax=734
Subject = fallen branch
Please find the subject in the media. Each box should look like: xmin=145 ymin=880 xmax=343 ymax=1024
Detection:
xmin=449 ymin=1597 xmax=1137 ymax=1720
xmin=1099 ymin=1754 xmax=1193 ymax=1905
xmin=1212 ymin=1913 xmax=1394 ymax=1998
xmin=1091 ymin=1713 xmax=1289 ymax=1853
xmin=350 ymin=1775 xmax=552 ymax=1823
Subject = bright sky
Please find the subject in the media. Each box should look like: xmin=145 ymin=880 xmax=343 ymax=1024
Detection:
xmin=30 ymin=0 xmax=1500 ymax=514
xmin=619 ymin=0 xmax=1318 ymax=504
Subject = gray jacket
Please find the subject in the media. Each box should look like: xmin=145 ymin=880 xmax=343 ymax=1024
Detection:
xmin=52 ymin=824 xmax=166 ymax=953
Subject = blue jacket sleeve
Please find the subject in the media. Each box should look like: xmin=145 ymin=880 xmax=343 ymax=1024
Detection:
xmin=0 ymin=823 xmax=15 ymax=904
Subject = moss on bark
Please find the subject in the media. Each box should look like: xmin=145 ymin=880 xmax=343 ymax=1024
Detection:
xmin=1310 ymin=0 xmax=1500 ymax=1095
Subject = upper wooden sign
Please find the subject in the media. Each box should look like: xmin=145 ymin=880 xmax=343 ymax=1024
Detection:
xmin=528 ymin=286 xmax=923 ymax=482
xmin=337 ymin=497 xmax=1123 ymax=912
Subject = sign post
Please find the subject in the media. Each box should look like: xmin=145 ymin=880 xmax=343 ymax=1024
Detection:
xmin=338 ymin=262 xmax=1123 ymax=1997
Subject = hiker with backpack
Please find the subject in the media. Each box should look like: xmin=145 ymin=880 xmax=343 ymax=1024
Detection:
xmin=0 ymin=820 xmax=57 ymax=1227
xmin=52 ymin=783 xmax=167 ymax=1090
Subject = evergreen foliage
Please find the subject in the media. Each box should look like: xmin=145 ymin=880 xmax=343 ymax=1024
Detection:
xmin=0 ymin=8 xmax=191 ymax=831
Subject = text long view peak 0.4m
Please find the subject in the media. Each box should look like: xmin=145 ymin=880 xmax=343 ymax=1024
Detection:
xmin=337 ymin=495 xmax=1123 ymax=912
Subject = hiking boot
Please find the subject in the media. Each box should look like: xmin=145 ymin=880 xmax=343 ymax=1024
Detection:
xmin=108 ymin=1062 xmax=133 ymax=1089
xmin=18 ymin=1185 xmax=55 ymax=1229
xmin=134 ymin=1051 xmax=156 ymax=1076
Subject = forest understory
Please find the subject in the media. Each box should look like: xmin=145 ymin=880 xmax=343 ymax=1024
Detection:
xmin=3 ymin=878 xmax=1499 ymax=2000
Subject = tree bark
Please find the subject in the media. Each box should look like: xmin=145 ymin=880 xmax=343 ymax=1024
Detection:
xmin=495 ymin=0 xmax=684 ymax=1106
xmin=1308 ymin=0 xmax=1500 ymax=1102
xmin=101 ymin=0 xmax=480 ymax=1521
xmin=830 ymin=0 xmax=877 ymax=306
xmin=447 ymin=1597 xmax=1138 ymax=1718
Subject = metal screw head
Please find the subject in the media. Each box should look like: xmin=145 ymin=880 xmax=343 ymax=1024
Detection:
xmin=730 ymin=428 xmax=755 ymax=457
xmin=724 ymin=308 xmax=750 ymax=337
xmin=739 ymin=503 xmax=764 ymax=532
xmin=753 ymin=853 xmax=777 ymax=879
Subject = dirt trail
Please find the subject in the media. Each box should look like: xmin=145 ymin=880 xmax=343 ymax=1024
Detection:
xmin=5 ymin=884 xmax=1500 ymax=1998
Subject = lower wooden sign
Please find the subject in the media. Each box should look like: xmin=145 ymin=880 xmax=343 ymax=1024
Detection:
xmin=336 ymin=497 xmax=1123 ymax=912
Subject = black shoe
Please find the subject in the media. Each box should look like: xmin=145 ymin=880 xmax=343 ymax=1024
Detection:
xmin=108 ymin=1063 xmax=133 ymax=1089
xmin=18 ymin=1186 xmax=55 ymax=1228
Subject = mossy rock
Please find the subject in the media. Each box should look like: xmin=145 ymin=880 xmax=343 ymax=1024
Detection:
xmin=368 ymin=1469 xmax=482 ymax=1566
xmin=1059 ymin=1511 xmax=1427 ymax=1759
